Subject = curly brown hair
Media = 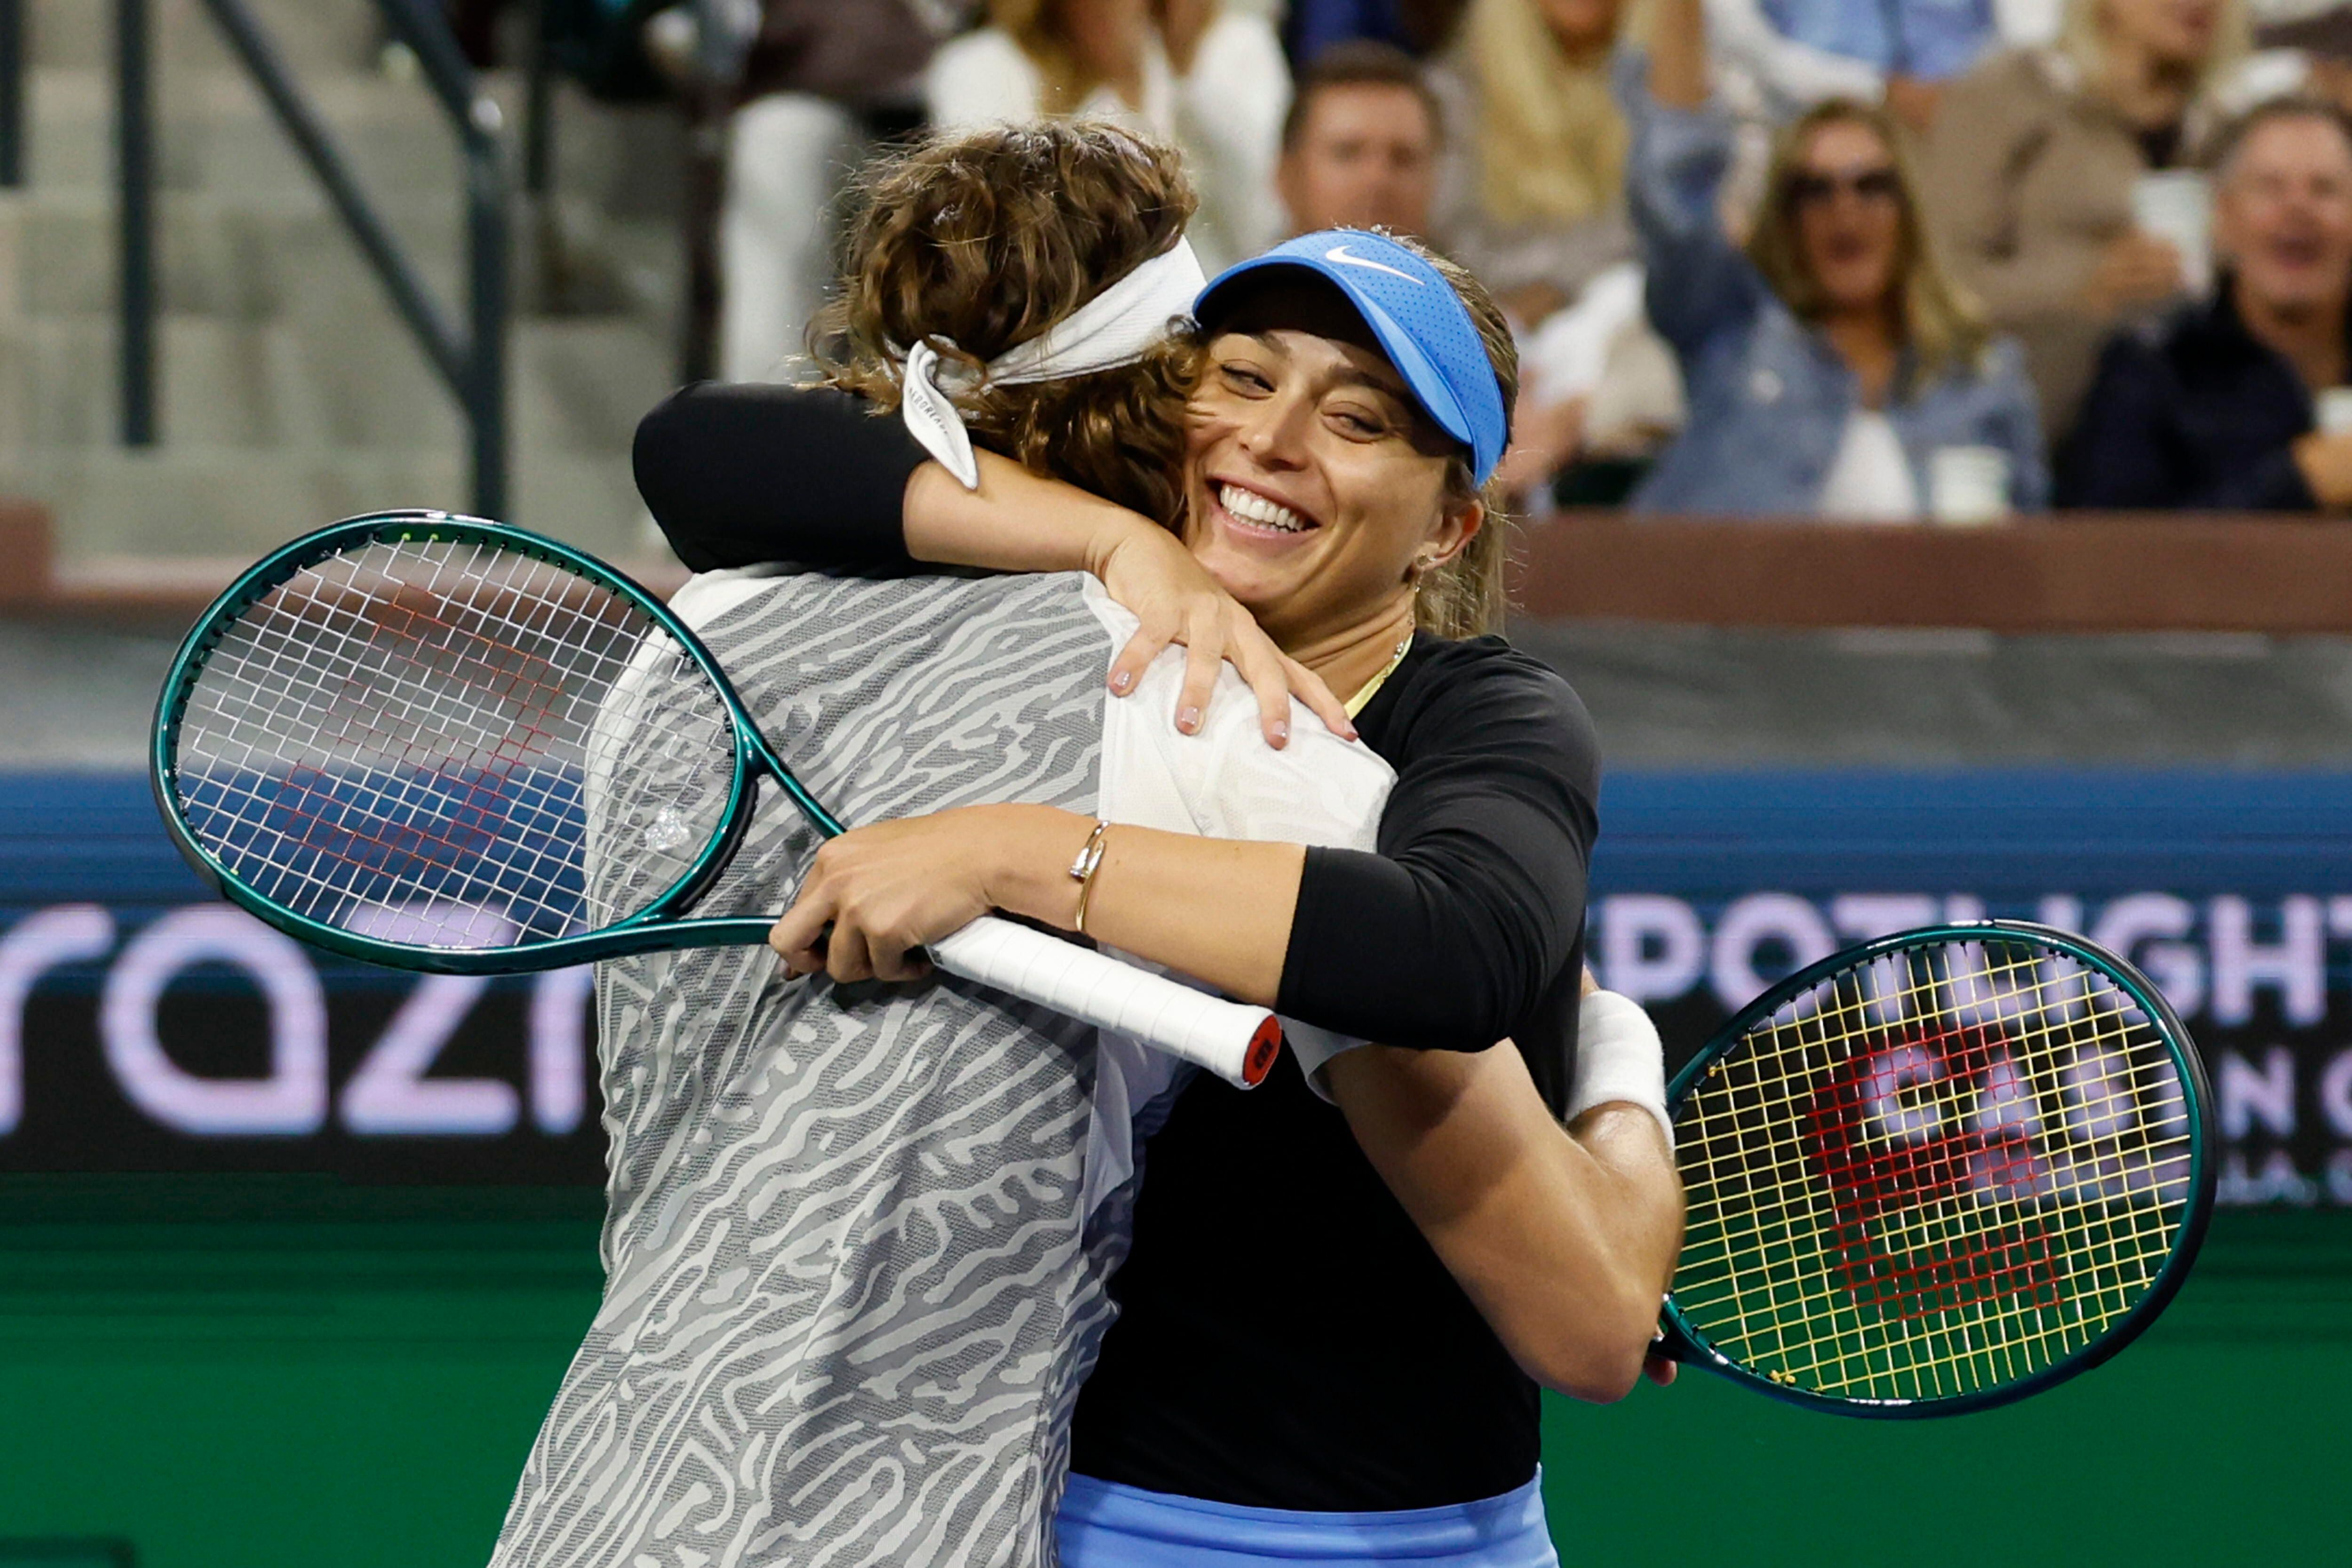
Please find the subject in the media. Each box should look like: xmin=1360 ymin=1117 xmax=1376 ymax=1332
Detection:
xmin=810 ymin=121 xmax=1202 ymax=530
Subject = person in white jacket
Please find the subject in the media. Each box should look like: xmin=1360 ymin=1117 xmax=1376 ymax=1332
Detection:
xmin=927 ymin=0 xmax=1290 ymax=271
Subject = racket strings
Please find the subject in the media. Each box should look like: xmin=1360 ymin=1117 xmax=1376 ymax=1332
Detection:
xmin=1684 ymin=987 xmax=2173 ymax=1401
xmin=169 ymin=536 xmax=738 ymax=948
xmin=1673 ymin=938 xmax=2193 ymax=1405
xmin=1683 ymin=954 xmax=2188 ymax=1400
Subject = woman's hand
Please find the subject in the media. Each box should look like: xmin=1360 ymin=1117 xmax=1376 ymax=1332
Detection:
xmin=1086 ymin=516 xmax=1357 ymax=748
xmin=768 ymin=805 xmax=1094 ymax=984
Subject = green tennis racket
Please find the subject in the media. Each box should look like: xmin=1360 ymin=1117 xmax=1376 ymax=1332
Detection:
xmin=150 ymin=511 xmax=1286 ymax=1087
xmin=1655 ymin=921 xmax=2212 ymax=1416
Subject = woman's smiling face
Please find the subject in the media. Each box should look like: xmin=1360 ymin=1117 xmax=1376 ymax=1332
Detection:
xmin=1180 ymin=278 xmax=1480 ymax=649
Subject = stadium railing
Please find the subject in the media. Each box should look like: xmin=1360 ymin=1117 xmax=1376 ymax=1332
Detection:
xmin=112 ymin=0 xmax=510 ymax=516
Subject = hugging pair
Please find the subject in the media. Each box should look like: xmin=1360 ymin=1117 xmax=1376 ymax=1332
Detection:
xmin=493 ymin=122 xmax=1680 ymax=1568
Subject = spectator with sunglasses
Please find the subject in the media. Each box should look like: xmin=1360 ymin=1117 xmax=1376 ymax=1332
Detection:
xmin=1626 ymin=0 xmax=2047 ymax=516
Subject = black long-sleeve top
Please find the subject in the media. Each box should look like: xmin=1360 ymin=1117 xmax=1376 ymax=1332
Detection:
xmin=2058 ymin=287 xmax=2334 ymax=510
xmin=633 ymin=381 xmax=1602 ymax=1508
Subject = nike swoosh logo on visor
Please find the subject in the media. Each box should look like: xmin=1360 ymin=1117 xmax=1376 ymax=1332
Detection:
xmin=1324 ymin=244 xmax=1423 ymax=284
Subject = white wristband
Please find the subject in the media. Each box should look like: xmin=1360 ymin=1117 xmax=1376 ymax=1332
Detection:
xmin=1569 ymin=989 xmax=1674 ymax=1151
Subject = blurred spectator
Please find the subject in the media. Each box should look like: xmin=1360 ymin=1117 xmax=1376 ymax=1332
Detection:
xmin=1285 ymin=0 xmax=1474 ymax=60
xmin=1276 ymin=41 xmax=1442 ymax=234
xmin=2061 ymin=98 xmax=2352 ymax=507
xmin=1704 ymin=0 xmax=2003 ymax=132
xmin=1430 ymin=0 xmax=1686 ymax=507
xmin=1430 ymin=0 xmax=1634 ymax=327
xmin=1923 ymin=0 xmax=2311 ymax=439
xmin=928 ymin=0 xmax=1289 ymax=269
xmin=1626 ymin=0 xmax=2048 ymax=516
xmin=720 ymin=1 xmax=945 ymax=382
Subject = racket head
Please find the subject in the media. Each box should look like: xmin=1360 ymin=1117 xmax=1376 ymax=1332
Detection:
xmin=1659 ymin=920 xmax=2213 ymax=1418
xmin=153 ymin=512 xmax=762 ymax=974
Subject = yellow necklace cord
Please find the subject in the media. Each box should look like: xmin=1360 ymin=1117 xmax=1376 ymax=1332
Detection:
xmin=1345 ymin=631 xmax=1415 ymax=719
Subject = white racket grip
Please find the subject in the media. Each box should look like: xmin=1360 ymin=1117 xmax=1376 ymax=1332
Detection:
xmin=927 ymin=915 xmax=1283 ymax=1088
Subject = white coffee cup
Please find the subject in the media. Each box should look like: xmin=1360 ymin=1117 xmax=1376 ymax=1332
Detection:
xmin=2131 ymin=171 xmax=2214 ymax=297
xmin=1929 ymin=445 xmax=2013 ymax=525
xmin=2317 ymin=386 xmax=2352 ymax=436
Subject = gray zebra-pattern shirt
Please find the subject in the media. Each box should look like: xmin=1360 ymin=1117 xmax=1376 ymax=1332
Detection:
xmin=490 ymin=569 xmax=1390 ymax=1568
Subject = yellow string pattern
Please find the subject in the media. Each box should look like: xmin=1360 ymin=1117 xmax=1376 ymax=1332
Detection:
xmin=1671 ymin=935 xmax=2195 ymax=1405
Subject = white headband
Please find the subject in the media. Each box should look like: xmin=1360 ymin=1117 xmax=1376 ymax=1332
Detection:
xmin=897 ymin=238 xmax=1208 ymax=489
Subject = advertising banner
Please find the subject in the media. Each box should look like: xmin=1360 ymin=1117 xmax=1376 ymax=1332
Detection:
xmin=4 ymin=770 xmax=2348 ymax=1202
xmin=1592 ymin=771 xmax=2352 ymax=1208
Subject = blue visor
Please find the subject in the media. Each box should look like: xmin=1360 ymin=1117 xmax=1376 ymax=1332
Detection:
xmin=1193 ymin=230 xmax=1509 ymax=486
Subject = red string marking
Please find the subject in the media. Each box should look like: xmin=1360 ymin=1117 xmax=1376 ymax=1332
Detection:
xmin=1804 ymin=1023 xmax=2068 ymax=1324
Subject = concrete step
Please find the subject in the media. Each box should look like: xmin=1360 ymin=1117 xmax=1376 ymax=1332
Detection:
xmin=0 ymin=311 xmax=677 ymax=456
xmin=5 ymin=186 xmax=472 ymax=322
xmin=4 ymin=183 xmax=677 ymax=323
xmin=7 ymin=1 xmax=691 ymax=572
xmin=20 ymin=63 xmax=690 ymax=216
xmin=24 ymin=65 xmax=492 ymax=199
xmin=1 ymin=445 xmax=648 ymax=562
xmin=27 ymin=0 xmax=381 ymax=76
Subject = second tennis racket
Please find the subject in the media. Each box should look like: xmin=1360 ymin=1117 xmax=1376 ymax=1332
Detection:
xmin=1654 ymin=920 xmax=2212 ymax=1416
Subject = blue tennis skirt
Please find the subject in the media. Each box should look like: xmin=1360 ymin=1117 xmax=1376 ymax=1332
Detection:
xmin=1055 ymin=1471 xmax=1560 ymax=1567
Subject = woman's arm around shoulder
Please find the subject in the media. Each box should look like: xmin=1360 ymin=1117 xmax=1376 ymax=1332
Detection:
xmin=634 ymin=382 xmax=926 ymax=572
xmin=636 ymin=385 xmax=1350 ymax=739
xmin=635 ymin=381 xmax=1176 ymax=576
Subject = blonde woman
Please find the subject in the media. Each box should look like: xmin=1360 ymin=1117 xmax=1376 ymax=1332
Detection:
xmin=1627 ymin=0 xmax=2047 ymax=514
xmin=926 ymin=0 xmax=1290 ymax=269
xmin=1431 ymin=0 xmax=1688 ymax=505
xmin=1430 ymin=0 xmax=1638 ymax=325
xmin=1923 ymin=0 xmax=2311 ymax=434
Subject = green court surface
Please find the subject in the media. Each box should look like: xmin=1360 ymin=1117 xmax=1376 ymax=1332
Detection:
xmin=0 ymin=1179 xmax=2340 ymax=1567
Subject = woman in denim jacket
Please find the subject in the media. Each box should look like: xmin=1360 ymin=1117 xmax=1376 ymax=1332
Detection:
xmin=1626 ymin=0 xmax=2047 ymax=517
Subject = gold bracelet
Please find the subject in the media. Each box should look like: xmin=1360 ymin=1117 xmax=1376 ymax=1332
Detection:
xmin=1068 ymin=819 xmax=1111 ymax=934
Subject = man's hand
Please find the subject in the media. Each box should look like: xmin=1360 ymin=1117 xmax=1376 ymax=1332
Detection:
xmin=2293 ymin=429 xmax=2352 ymax=509
xmin=2082 ymin=232 xmax=2185 ymax=315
